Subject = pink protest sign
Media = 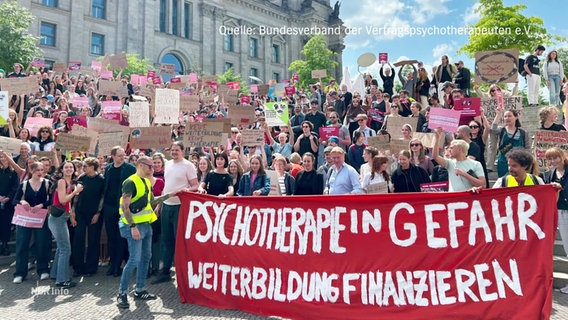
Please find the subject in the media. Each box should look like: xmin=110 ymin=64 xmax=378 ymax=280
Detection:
xmin=91 ymin=61 xmax=102 ymax=71
xmin=318 ymin=126 xmax=340 ymax=142
xmin=102 ymin=101 xmax=122 ymax=121
xmin=427 ymin=107 xmax=462 ymax=133
xmin=131 ymin=74 xmax=140 ymax=86
xmin=250 ymin=84 xmax=258 ymax=93
xmin=495 ymin=90 xmax=504 ymax=110
xmin=284 ymin=86 xmax=296 ymax=96
xmin=101 ymin=70 xmax=113 ymax=80
xmin=378 ymin=53 xmax=388 ymax=64
xmin=189 ymin=73 xmax=198 ymax=84
xmin=12 ymin=205 xmax=48 ymax=228
xmin=227 ymin=82 xmax=240 ymax=90
xmin=68 ymin=61 xmax=82 ymax=71
xmin=453 ymin=98 xmax=481 ymax=116
xmin=31 ymin=58 xmax=45 ymax=67
xmin=240 ymin=96 xmax=251 ymax=105
xmin=292 ymin=73 xmax=299 ymax=83
xmin=139 ymin=75 xmax=148 ymax=86
xmin=147 ymin=70 xmax=156 ymax=78
xmin=72 ymin=96 xmax=89 ymax=109
xmin=24 ymin=117 xmax=53 ymax=136
xmin=153 ymin=76 xmax=162 ymax=85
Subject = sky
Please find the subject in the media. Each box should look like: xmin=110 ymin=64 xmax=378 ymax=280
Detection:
xmin=333 ymin=0 xmax=568 ymax=88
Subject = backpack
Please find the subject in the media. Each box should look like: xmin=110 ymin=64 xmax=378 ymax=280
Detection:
xmin=518 ymin=58 xmax=527 ymax=77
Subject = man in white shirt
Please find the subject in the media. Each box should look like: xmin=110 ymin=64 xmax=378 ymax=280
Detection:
xmin=153 ymin=141 xmax=199 ymax=284
xmin=433 ymin=128 xmax=486 ymax=192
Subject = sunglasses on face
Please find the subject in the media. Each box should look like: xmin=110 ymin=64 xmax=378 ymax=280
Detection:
xmin=469 ymin=125 xmax=480 ymax=129
xmin=410 ymin=143 xmax=422 ymax=147
xmin=41 ymin=130 xmax=50 ymax=133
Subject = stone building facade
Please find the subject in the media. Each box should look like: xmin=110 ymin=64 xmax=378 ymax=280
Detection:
xmin=19 ymin=0 xmax=345 ymax=82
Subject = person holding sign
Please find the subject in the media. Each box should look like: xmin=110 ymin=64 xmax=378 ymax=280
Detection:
xmin=432 ymin=128 xmax=486 ymax=192
xmin=544 ymin=147 xmax=568 ymax=294
xmin=491 ymin=109 xmax=529 ymax=177
xmin=12 ymin=162 xmax=52 ymax=284
xmin=391 ymin=150 xmax=431 ymax=193
xmin=361 ymin=155 xmax=391 ymax=194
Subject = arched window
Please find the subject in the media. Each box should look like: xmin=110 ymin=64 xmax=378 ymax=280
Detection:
xmin=160 ymin=53 xmax=184 ymax=82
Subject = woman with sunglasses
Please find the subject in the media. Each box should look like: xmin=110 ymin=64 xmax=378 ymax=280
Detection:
xmin=31 ymin=126 xmax=56 ymax=152
xmin=469 ymin=109 xmax=491 ymax=187
xmin=409 ymin=139 xmax=434 ymax=175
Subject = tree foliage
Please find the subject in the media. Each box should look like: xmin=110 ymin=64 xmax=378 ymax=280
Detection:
xmin=0 ymin=0 xmax=41 ymax=72
xmin=288 ymin=34 xmax=338 ymax=88
xmin=119 ymin=53 xmax=153 ymax=77
xmin=217 ymin=67 xmax=250 ymax=95
xmin=458 ymin=0 xmax=564 ymax=57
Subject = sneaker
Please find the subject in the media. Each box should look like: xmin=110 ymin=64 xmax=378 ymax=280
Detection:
xmin=28 ymin=262 xmax=34 ymax=270
xmin=13 ymin=276 xmax=23 ymax=284
xmin=40 ymin=273 xmax=50 ymax=280
xmin=117 ymin=293 xmax=129 ymax=309
xmin=55 ymin=281 xmax=77 ymax=288
xmin=10 ymin=261 xmax=15 ymax=267
xmin=133 ymin=290 xmax=158 ymax=300
xmin=151 ymin=274 xmax=172 ymax=284
xmin=560 ymin=285 xmax=568 ymax=294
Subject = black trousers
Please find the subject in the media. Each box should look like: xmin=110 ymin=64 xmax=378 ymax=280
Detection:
xmin=103 ymin=206 xmax=127 ymax=272
xmin=0 ymin=206 xmax=14 ymax=243
xmin=72 ymin=212 xmax=103 ymax=274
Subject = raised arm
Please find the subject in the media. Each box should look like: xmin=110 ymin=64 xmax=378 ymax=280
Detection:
xmin=432 ymin=128 xmax=447 ymax=168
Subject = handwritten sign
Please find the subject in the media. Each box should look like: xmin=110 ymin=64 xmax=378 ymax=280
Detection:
xmin=0 ymin=77 xmax=38 ymax=96
xmin=427 ymin=108 xmax=461 ymax=133
xmin=475 ymin=48 xmax=519 ymax=84
xmin=12 ymin=205 xmax=48 ymax=228
xmin=52 ymin=62 xmax=67 ymax=73
xmin=0 ymin=136 xmax=23 ymax=154
xmin=367 ymin=135 xmax=391 ymax=151
xmin=482 ymin=96 xmax=523 ymax=123
xmin=183 ymin=122 xmax=228 ymax=148
xmin=97 ymin=131 xmax=126 ymax=155
xmin=160 ymin=63 xmax=175 ymax=74
xmin=366 ymin=181 xmax=388 ymax=194
xmin=129 ymin=126 xmax=171 ymax=150
xmin=154 ymin=88 xmax=180 ymax=124
xmin=31 ymin=57 xmax=45 ymax=67
xmin=70 ymin=125 xmax=99 ymax=153
xmin=229 ymin=105 xmax=256 ymax=125
xmin=413 ymin=132 xmax=444 ymax=149
xmin=180 ymin=93 xmax=200 ymax=113
xmin=55 ymin=133 xmax=94 ymax=153
xmin=109 ymin=53 xmax=128 ymax=70
xmin=311 ymin=69 xmax=327 ymax=79
xmin=98 ymin=79 xmax=128 ymax=97
xmin=241 ymin=129 xmax=265 ymax=146
xmin=128 ymin=101 xmax=150 ymax=127
xmin=388 ymin=139 xmax=409 ymax=155
xmin=533 ymin=130 xmax=568 ymax=170
xmin=257 ymin=85 xmax=269 ymax=96
xmin=385 ymin=116 xmax=418 ymax=140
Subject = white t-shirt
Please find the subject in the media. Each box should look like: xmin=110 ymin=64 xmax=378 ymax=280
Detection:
xmin=163 ymin=158 xmax=197 ymax=205
xmin=359 ymin=163 xmax=371 ymax=182
xmin=444 ymin=158 xmax=484 ymax=192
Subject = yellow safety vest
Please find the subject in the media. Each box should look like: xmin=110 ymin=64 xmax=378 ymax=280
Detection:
xmin=119 ymin=174 xmax=157 ymax=224
xmin=504 ymin=174 xmax=537 ymax=187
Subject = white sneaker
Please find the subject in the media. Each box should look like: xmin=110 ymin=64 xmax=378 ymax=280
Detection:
xmin=40 ymin=273 xmax=50 ymax=280
xmin=10 ymin=261 xmax=16 ymax=267
xmin=560 ymin=285 xmax=568 ymax=294
xmin=13 ymin=276 xmax=23 ymax=284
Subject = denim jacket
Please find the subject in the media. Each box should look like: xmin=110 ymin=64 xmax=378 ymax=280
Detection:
xmin=237 ymin=172 xmax=271 ymax=196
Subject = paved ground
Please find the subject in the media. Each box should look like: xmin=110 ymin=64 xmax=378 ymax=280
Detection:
xmin=0 ymin=263 xmax=567 ymax=320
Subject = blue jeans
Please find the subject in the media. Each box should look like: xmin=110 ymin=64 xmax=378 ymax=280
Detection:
xmin=119 ymin=222 xmax=152 ymax=294
xmin=48 ymin=213 xmax=71 ymax=283
xmin=14 ymin=221 xmax=51 ymax=279
xmin=160 ymin=204 xmax=180 ymax=275
xmin=549 ymin=74 xmax=562 ymax=106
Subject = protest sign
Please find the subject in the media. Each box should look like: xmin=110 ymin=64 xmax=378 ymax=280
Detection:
xmin=388 ymin=139 xmax=409 ymax=155
xmin=55 ymin=133 xmax=94 ymax=153
xmin=366 ymin=181 xmax=388 ymax=194
xmin=264 ymin=102 xmax=289 ymax=127
xmin=0 ymin=77 xmax=38 ymax=96
xmin=183 ymin=122 xmax=228 ymax=148
xmin=284 ymin=86 xmax=296 ymax=96
xmin=180 ymin=93 xmax=200 ymax=113
xmin=475 ymin=48 xmax=519 ymax=84
xmin=0 ymin=136 xmax=22 ymax=154
xmin=319 ymin=126 xmax=340 ymax=142
xmin=189 ymin=73 xmax=198 ymax=84
xmin=273 ymin=83 xmax=286 ymax=98
xmin=385 ymin=116 xmax=418 ymax=140
xmin=393 ymin=59 xmax=418 ymax=67
xmin=177 ymin=186 xmax=556 ymax=319
xmin=240 ymin=96 xmax=251 ymax=105
xmin=533 ymin=130 xmax=568 ymax=170
xmin=428 ymin=108 xmax=461 ymax=133
xmin=97 ymin=131 xmax=126 ymax=155
xmin=0 ymin=91 xmax=8 ymax=125
xmin=128 ymin=101 xmax=150 ymax=127
xmin=109 ymin=53 xmax=128 ymax=70
xmin=225 ymin=90 xmax=239 ymax=104
xmin=413 ymin=132 xmax=444 ymax=149
xmin=257 ymin=85 xmax=269 ymax=96
xmin=420 ymin=181 xmax=449 ymax=192
xmin=482 ymin=96 xmax=523 ymax=124
xmin=72 ymin=96 xmax=89 ymax=109
xmin=33 ymin=151 xmax=55 ymax=164
xmin=241 ymin=129 xmax=265 ymax=146
xmin=229 ymin=105 xmax=256 ymax=125
xmin=102 ymin=101 xmax=122 ymax=121
xmin=24 ymin=117 xmax=53 ymax=136
xmin=367 ymin=135 xmax=390 ymax=151
xmin=203 ymin=118 xmax=232 ymax=133
xmin=68 ymin=61 xmax=81 ymax=71
xmin=52 ymin=62 xmax=67 ymax=73
xmin=250 ymin=84 xmax=258 ymax=94
xmin=86 ymin=118 xmax=130 ymax=140
xmin=160 ymin=63 xmax=175 ymax=74
xmin=265 ymin=170 xmax=282 ymax=196
xmin=453 ymin=98 xmax=481 ymax=117
xmin=378 ymin=52 xmax=388 ymax=64
xmin=154 ymin=88 xmax=180 ymax=124
xmin=98 ymin=79 xmax=128 ymax=97
xmin=66 ymin=116 xmax=88 ymax=131
xmin=31 ymin=57 xmax=45 ymax=67
xmin=70 ymin=125 xmax=98 ymax=153
xmin=79 ymin=66 xmax=94 ymax=77
xmin=91 ymin=61 xmax=102 ymax=71
xmin=129 ymin=126 xmax=171 ymax=150
xmin=311 ymin=69 xmax=327 ymax=79
xmin=100 ymin=70 xmax=113 ymax=80
xmin=12 ymin=205 xmax=48 ymax=228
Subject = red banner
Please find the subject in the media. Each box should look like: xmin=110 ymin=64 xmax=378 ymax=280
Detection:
xmin=176 ymin=186 xmax=556 ymax=319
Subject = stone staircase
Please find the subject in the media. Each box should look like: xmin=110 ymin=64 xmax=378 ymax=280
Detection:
xmin=554 ymin=230 xmax=568 ymax=289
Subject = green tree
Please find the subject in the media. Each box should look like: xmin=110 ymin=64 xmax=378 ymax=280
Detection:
xmin=98 ymin=53 xmax=154 ymax=77
xmin=217 ymin=67 xmax=250 ymax=95
xmin=458 ymin=0 xmax=563 ymax=57
xmin=0 ymin=0 xmax=41 ymax=72
xmin=288 ymin=34 xmax=338 ymax=88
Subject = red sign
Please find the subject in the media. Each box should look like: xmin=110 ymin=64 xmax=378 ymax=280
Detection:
xmin=66 ymin=116 xmax=88 ymax=131
xmin=378 ymin=52 xmax=388 ymax=64
xmin=292 ymin=73 xmax=299 ymax=83
xmin=170 ymin=77 xmax=181 ymax=83
xmin=68 ymin=61 xmax=82 ymax=71
xmin=226 ymin=82 xmax=240 ymax=90
xmin=147 ymin=70 xmax=156 ymax=78
xmin=453 ymin=98 xmax=481 ymax=116
xmin=319 ymin=126 xmax=340 ymax=141
xmin=284 ymin=85 xmax=296 ymax=96
xmin=240 ymin=96 xmax=251 ymax=105
xmin=176 ymin=186 xmax=556 ymax=319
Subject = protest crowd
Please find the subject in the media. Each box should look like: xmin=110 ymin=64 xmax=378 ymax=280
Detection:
xmin=1 ymin=44 xmax=568 ymax=310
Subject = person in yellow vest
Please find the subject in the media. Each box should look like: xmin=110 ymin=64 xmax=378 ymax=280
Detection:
xmin=116 ymin=156 xmax=175 ymax=309
xmin=492 ymin=149 xmax=544 ymax=188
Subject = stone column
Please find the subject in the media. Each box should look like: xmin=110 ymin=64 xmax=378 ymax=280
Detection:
xmin=200 ymin=3 xmax=216 ymax=74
